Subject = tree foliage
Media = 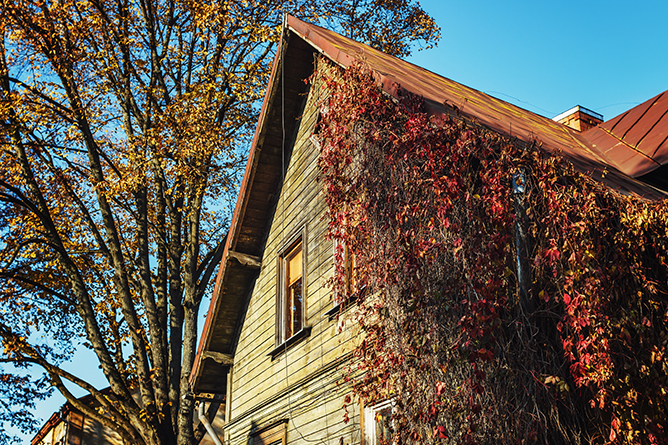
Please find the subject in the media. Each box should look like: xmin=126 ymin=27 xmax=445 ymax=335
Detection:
xmin=316 ymin=61 xmax=668 ymax=445
xmin=0 ymin=1 xmax=439 ymax=444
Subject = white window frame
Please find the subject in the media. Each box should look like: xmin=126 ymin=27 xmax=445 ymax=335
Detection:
xmin=364 ymin=399 xmax=395 ymax=445
xmin=276 ymin=228 xmax=307 ymax=346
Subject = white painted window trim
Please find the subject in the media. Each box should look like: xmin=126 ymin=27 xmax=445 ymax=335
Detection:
xmin=364 ymin=399 xmax=396 ymax=445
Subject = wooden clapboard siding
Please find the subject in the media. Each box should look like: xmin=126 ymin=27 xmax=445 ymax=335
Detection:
xmin=225 ymin=364 xmax=361 ymax=445
xmin=225 ymin=62 xmax=363 ymax=445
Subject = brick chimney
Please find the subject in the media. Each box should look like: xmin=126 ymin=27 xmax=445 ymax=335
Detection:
xmin=553 ymin=105 xmax=603 ymax=132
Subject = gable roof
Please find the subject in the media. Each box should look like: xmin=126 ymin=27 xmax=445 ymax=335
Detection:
xmin=190 ymin=15 xmax=667 ymax=394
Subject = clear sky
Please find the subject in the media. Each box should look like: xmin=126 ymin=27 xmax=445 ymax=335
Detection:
xmin=408 ymin=0 xmax=668 ymax=122
xmin=17 ymin=1 xmax=668 ymax=443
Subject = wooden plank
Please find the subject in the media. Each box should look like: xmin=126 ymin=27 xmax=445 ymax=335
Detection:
xmin=228 ymin=251 xmax=262 ymax=269
xmin=202 ymin=351 xmax=234 ymax=366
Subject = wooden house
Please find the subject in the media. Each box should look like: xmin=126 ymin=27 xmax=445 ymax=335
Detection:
xmin=189 ymin=14 xmax=668 ymax=445
xmin=31 ymin=397 xmax=123 ymax=445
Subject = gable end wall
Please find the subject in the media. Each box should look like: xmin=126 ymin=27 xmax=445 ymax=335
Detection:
xmin=224 ymin=61 xmax=361 ymax=445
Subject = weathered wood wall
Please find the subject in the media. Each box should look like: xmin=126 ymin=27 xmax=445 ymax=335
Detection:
xmin=223 ymin=61 xmax=362 ymax=445
xmin=79 ymin=414 xmax=123 ymax=445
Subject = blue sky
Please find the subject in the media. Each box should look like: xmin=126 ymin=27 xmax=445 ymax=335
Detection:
xmin=16 ymin=1 xmax=668 ymax=443
xmin=408 ymin=0 xmax=668 ymax=121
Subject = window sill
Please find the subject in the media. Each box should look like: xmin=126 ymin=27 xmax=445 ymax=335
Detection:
xmin=268 ymin=326 xmax=312 ymax=359
xmin=324 ymin=295 xmax=359 ymax=320
xmin=325 ymin=287 xmax=368 ymax=320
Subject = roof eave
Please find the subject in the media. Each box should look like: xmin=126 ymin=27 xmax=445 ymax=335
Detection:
xmin=190 ymin=37 xmax=285 ymax=394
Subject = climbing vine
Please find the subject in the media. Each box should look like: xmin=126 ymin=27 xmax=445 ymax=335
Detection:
xmin=314 ymin=60 xmax=668 ymax=444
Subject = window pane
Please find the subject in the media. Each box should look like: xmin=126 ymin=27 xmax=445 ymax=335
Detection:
xmin=283 ymin=242 xmax=303 ymax=340
xmin=289 ymin=279 xmax=302 ymax=335
xmin=347 ymin=245 xmax=357 ymax=295
xmin=287 ymin=247 xmax=302 ymax=285
xmin=374 ymin=406 xmax=392 ymax=445
xmin=365 ymin=401 xmax=395 ymax=445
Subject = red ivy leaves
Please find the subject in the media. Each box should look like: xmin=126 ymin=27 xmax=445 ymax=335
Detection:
xmin=315 ymin=59 xmax=668 ymax=445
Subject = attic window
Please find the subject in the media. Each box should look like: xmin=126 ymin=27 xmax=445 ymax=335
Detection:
xmin=309 ymin=112 xmax=323 ymax=149
xmin=281 ymin=239 xmax=303 ymax=340
xmin=325 ymin=241 xmax=365 ymax=320
xmin=335 ymin=241 xmax=358 ymax=304
xmin=272 ymin=226 xmax=311 ymax=354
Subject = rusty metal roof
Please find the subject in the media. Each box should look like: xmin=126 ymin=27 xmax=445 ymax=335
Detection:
xmin=287 ymin=15 xmax=667 ymax=199
xmin=581 ymin=90 xmax=668 ymax=178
